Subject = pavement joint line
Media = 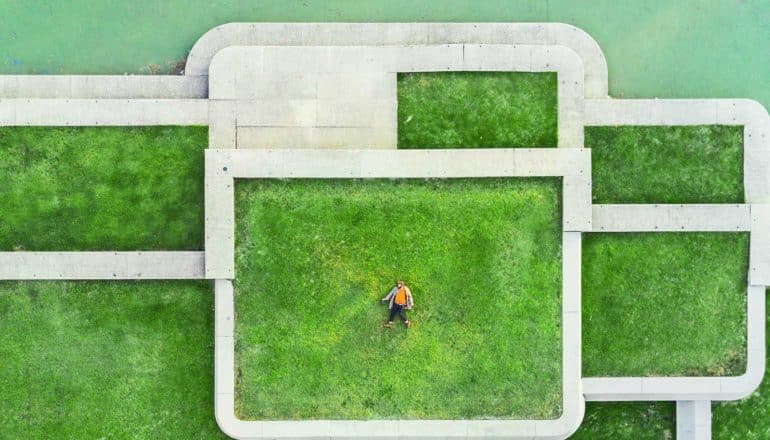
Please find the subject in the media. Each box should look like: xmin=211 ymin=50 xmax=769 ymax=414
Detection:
xmin=0 ymin=23 xmax=768 ymax=440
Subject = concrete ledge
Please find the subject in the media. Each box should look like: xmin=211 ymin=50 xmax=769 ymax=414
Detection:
xmin=0 ymin=75 xmax=207 ymax=99
xmin=584 ymin=99 xmax=719 ymax=126
xmin=205 ymin=145 xmax=235 ymax=279
xmin=215 ymin=279 xmax=235 ymax=337
xmin=187 ymin=23 xmax=608 ymax=98
xmin=562 ymin=233 xmax=582 ymax=314
xmin=563 ymin=173 xmax=592 ymax=232
xmin=583 ymin=285 xmax=766 ymax=402
xmin=0 ymin=98 xmax=209 ymax=125
xmin=750 ymin=204 xmax=770 ymax=286
xmin=213 ymin=148 xmax=589 ymax=179
xmin=676 ymin=401 xmax=712 ymax=440
xmin=591 ymin=204 xmax=751 ymax=232
xmin=0 ymin=251 xmax=205 ymax=279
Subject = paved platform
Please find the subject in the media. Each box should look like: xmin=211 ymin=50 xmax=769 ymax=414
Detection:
xmin=208 ymin=44 xmax=585 ymax=149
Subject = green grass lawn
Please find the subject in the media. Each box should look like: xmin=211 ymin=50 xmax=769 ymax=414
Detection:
xmin=583 ymin=232 xmax=748 ymax=377
xmin=233 ymin=178 xmax=562 ymax=420
xmin=0 ymin=280 xmax=224 ymax=439
xmin=587 ymin=125 xmax=744 ymax=204
xmin=0 ymin=126 xmax=206 ymax=251
xmin=397 ymin=72 xmax=557 ymax=148
xmin=571 ymin=402 xmax=675 ymax=439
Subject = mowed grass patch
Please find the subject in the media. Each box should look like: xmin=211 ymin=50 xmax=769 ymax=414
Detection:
xmin=587 ymin=125 xmax=743 ymax=203
xmin=0 ymin=281 xmax=225 ymax=439
xmin=571 ymin=402 xmax=675 ymax=440
xmin=0 ymin=126 xmax=206 ymax=250
xmin=234 ymin=178 xmax=562 ymax=419
xmin=397 ymin=72 xmax=557 ymax=148
xmin=583 ymin=232 xmax=748 ymax=377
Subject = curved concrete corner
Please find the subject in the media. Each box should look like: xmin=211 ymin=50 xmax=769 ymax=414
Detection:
xmin=186 ymin=22 xmax=608 ymax=98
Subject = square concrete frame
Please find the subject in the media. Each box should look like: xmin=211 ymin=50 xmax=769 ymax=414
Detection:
xmin=582 ymin=98 xmax=770 ymax=402
xmin=206 ymin=148 xmax=590 ymax=439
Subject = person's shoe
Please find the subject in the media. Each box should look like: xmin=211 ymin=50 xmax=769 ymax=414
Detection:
xmin=383 ymin=322 xmax=394 ymax=328
xmin=404 ymin=321 xmax=411 ymax=328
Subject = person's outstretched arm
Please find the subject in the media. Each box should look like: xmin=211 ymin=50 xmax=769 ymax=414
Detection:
xmin=406 ymin=286 xmax=414 ymax=309
xmin=381 ymin=286 xmax=396 ymax=303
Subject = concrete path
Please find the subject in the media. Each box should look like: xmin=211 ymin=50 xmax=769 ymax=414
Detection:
xmin=0 ymin=98 xmax=208 ymax=125
xmin=0 ymin=252 xmax=205 ymax=279
xmin=677 ymin=401 xmax=712 ymax=440
xmin=0 ymin=75 xmax=206 ymax=98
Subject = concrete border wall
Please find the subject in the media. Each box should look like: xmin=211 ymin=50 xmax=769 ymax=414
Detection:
xmin=0 ymin=98 xmax=209 ymax=125
xmin=0 ymin=75 xmax=207 ymax=99
xmin=0 ymin=251 xmax=205 ymax=279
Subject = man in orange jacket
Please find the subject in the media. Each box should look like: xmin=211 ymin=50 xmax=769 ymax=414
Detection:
xmin=381 ymin=280 xmax=414 ymax=328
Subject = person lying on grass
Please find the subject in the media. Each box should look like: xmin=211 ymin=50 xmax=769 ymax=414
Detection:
xmin=381 ymin=280 xmax=414 ymax=328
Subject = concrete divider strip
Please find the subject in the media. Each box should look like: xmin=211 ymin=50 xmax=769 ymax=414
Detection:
xmin=592 ymin=204 xmax=751 ymax=232
xmin=0 ymin=251 xmax=205 ymax=279
xmin=0 ymin=98 xmax=209 ymax=125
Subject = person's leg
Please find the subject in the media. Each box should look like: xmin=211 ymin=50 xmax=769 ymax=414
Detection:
xmin=385 ymin=306 xmax=398 ymax=327
xmin=400 ymin=307 xmax=410 ymax=327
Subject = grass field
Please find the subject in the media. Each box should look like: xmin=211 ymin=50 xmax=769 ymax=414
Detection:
xmin=233 ymin=178 xmax=563 ymax=419
xmin=588 ymin=125 xmax=744 ymax=204
xmin=397 ymin=72 xmax=557 ymax=148
xmin=0 ymin=280 xmax=224 ymax=439
xmin=582 ymin=232 xmax=748 ymax=377
xmin=0 ymin=126 xmax=206 ymax=251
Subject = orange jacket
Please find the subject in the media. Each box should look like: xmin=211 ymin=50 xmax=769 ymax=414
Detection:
xmin=381 ymin=284 xmax=414 ymax=310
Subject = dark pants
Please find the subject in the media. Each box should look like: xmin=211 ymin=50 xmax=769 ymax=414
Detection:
xmin=388 ymin=304 xmax=408 ymax=322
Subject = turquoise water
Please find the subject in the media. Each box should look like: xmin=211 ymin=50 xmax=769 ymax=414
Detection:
xmin=0 ymin=0 xmax=768 ymax=107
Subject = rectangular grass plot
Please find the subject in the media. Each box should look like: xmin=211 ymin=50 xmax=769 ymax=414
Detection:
xmin=233 ymin=178 xmax=563 ymax=420
xmin=397 ymin=72 xmax=558 ymax=149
